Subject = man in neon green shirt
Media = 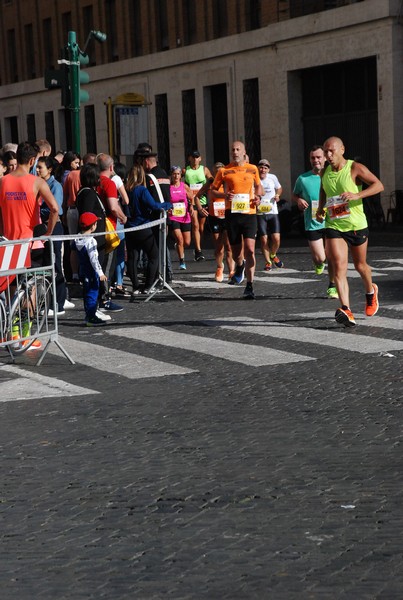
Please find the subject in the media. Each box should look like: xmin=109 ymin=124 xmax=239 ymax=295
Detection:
xmin=317 ymin=136 xmax=384 ymax=327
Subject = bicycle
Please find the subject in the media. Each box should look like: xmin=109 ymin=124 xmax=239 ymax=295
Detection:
xmin=0 ymin=239 xmax=53 ymax=356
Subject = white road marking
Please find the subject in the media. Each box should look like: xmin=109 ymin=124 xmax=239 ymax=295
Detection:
xmin=108 ymin=326 xmax=314 ymax=366
xmin=375 ymin=259 xmax=403 ymax=265
xmin=49 ymin=335 xmax=195 ymax=378
xmin=204 ymin=316 xmax=403 ymax=354
xmin=294 ymin=312 xmax=403 ymax=332
xmin=383 ymin=304 xmax=403 ymax=312
xmin=0 ymin=364 xmax=97 ymax=402
xmin=253 ymin=275 xmax=317 ymax=284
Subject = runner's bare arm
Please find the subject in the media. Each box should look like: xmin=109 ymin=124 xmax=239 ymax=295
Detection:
xmin=342 ymin=162 xmax=384 ymax=201
xmin=37 ymin=179 xmax=59 ymax=235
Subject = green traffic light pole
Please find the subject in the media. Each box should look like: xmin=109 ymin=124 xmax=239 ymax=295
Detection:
xmin=67 ymin=31 xmax=89 ymax=155
xmin=66 ymin=30 xmax=106 ymax=154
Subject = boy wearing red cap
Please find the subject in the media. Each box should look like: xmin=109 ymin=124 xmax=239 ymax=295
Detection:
xmin=74 ymin=212 xmax=107 ymax=326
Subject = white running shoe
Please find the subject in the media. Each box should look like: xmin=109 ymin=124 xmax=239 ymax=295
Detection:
xmin=95 ymin=310 xmax=111 ymax=321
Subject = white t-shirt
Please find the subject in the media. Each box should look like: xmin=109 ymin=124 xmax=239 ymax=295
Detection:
xmin=260 ymin=173 xmax=281 ymax=215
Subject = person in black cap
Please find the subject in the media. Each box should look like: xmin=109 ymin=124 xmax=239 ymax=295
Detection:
xmin=184 ymin=150 xmax=213 ymax=261
xmin=141 ymin=149 xmax=174 ymax=282
xmin=133 ymin=143 xmax=153 ymax=166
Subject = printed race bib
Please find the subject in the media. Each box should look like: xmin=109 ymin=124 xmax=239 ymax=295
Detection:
xmin=213 ymin=200 xmax=225 ymax=219
xmin=258 ymin=198 xmax=272 ymax=214
xmin=190 ymin=183 xmax=202 ymax=198
xmin=326 ymin=195 xmax=351 ymax=220
xmin=231 ymin=194 xmax=250 ymax=214
xmin=311 ymin=200 xmax=319 ymax=219
xmin=172 ymin=202 xmax=186 ymax=218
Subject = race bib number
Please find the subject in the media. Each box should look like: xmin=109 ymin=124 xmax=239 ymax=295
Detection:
xmin=172 ymin=202 xmax=186 ymax=218
xmin=190 ymin=183 xmax=202 ymax=198
xmin=258 ymin=198 xmax=272 ymax=214
xmin=326 ymin=195 xmax=351 ymax=220
xmin=311 ymin=200 xmax=319 ymax=219
xmin=213 ymin=200 xmax=225 ymax=219
xmin=231 ymin=194 xmax=250 ymax=214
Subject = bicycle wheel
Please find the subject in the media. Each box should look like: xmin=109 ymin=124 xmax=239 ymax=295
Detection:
xmin=8 ymin=275 xmax=52 ymax=354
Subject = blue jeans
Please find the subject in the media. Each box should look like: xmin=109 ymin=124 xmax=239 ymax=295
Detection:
xmin=82 ymin=273 xmax=100 ymax=320
xmin=114 ymin=221 xmax=125 ymax=286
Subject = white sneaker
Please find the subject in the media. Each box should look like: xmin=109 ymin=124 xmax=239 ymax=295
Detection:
xmin=48 ymin=309 xmax=66 ymax=317
xmin=95 ymin=310 xmax=111 ymax=321
xmin=64 ymin=299 xmax=75 ymax=309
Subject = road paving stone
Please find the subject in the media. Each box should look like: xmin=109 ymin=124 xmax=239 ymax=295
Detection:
xmin=1 ymin=234 xmax=402 ymax=598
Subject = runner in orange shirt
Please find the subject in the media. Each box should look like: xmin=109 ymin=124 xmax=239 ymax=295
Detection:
xmin=211 ymin=141 xmax=263 ymax=299
xmin=0 ymin=142 xmax=58 ymax=241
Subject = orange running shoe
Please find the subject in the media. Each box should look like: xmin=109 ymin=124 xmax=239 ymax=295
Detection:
xmin=335 ymin=307 xmax=356 ymax=327
xmin=365 ymin=283 xmax=379 ymax=317
xmin=215 ymin=266 xmax=224 ymax=283
xmin=22 ymin=338 xmax=42 ymax=350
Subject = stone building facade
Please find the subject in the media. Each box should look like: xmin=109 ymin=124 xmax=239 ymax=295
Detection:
xmin=0 ymin=0 xmax=401 ymax=202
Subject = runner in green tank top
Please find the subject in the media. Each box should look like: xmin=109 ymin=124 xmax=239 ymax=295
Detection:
xmin=316 ymin=136 xmax=384 ymax=328
xmin=184 ymin=151 xmax=213 ymax=262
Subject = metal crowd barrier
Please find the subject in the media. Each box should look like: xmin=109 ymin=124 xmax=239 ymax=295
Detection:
xmin=0 ymin=213 xmax=182 ymax=366
xmin=0 ymin=237 xmax=74 ymax=366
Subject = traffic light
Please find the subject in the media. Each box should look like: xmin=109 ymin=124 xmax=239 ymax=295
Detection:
xmin=77 ymin=52 xmax=90 ymax=105
xmin=44 ymin=47 xmax=70 ymax=108
xmin=44 ymin=29 xmax=106 ymax=154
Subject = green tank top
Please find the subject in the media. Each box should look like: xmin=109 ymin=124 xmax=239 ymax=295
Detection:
xmin=185 ymin=165 xmax=207 ymax=205
xmin=322 ymin=159 xmax=367 ymax=231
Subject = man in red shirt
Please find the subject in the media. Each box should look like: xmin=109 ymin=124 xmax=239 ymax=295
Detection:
xmin=96 ymin=153 xmax=127 ymax=311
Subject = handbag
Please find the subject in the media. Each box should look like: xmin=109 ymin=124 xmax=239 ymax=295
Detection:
xmin=104 ymin=217 xmax=120 ymax=253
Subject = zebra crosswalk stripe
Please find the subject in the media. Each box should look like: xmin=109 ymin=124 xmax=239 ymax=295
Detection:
xmin=49 ymin=335 xmax=196 ymax=378
xmin=0 ymin=364 xmax=97 ymax=402
xmin=108 ymin=326 xmax=314 ymax=366
xmin=295 ymin=311 xmax=403 ymax=332
xmin=203 ymin=316 xmax=403 ymax=354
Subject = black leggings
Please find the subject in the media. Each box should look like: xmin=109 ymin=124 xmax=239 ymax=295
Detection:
xmin=125 ymin=227 xmax=159 ymax=290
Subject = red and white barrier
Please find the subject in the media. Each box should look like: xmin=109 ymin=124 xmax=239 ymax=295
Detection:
xmin=0 ymin=242 xmax=31 ymax=272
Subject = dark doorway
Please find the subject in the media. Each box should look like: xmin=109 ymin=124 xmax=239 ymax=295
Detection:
xmin=301 ymin=56 xmax=379 ymax=174
xmin=210 ymin=84 xmax=229 ymax=164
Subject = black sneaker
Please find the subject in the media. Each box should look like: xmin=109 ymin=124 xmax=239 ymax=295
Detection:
xmin=115 ymin=286 xmax=130 ymax=297
xmin=194 ymin=250 xmax=205 ymax=261
xmin=86 ymin=315 xmax=108 ymax=327
xmin=243 ymin=282 xmax=255 ymax=300
xmin=99 ymin=300 xmax=124 ymax=312
xmin=230 ymin=261 xmax=245 ymax=285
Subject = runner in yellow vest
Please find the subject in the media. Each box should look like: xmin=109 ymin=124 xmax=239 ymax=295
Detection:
xmin=316 ymin=136 xmax=384 ymax=327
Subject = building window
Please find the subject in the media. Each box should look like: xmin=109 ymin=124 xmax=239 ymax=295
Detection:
xmin=45 ymin=111 xmax=56 ymax=154
xmin=24 ymin=24 xmax=36 ymax=79
xmin=243 ymin=78 xmax=261 ymax=164
xmin=61 ymin=12 xmax=72 ymax=42
xmin=182 ymin=89 xmax=197 ymax=162
xmin=7 ymin=29 xmax=18 ymax=83
xmin=156 ymin=0 xmax=169 ymax=50
xmin=212 ymin=0 xmax=228 ymax=38
xmin=245 ymin=0 xmax=261 ymax=31
xmin=43 ymin=18 xmax=54 ymax=69
xmin=27 ymin=114 xmax=36 ymax=142
xmin=155 ymin=94 xmax=170 ymax=172
xmin=129 ymin=1 xmax=143 ymax=56
xmin=106 ymin=0 xmax=119 ymax=61
xmin=85 ymin=105 xmax=97 ymax=153
xmin=83 ymin=6 xmax=96 ymax=65
xmin=5 ymin=116 xmax=19 ymax=144
xmin=183 ymin=1 xmax=197 ymax=45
